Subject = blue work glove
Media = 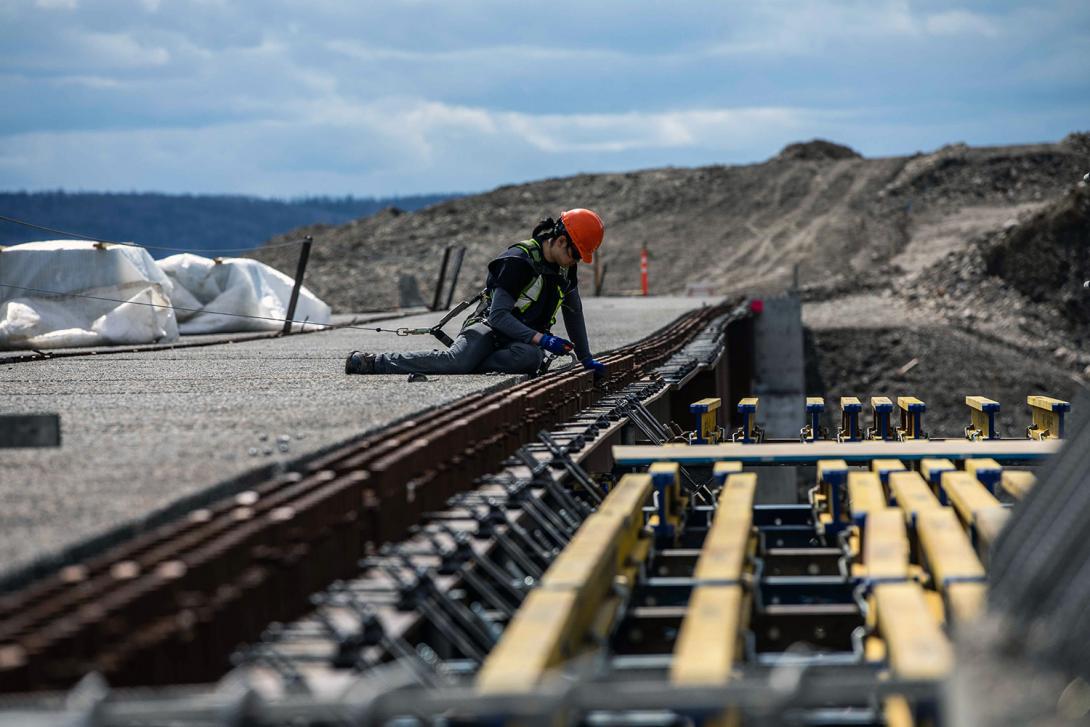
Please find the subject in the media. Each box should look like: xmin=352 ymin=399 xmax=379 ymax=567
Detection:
xmin=539 ymin=334 xmax=574 ymax=356
xmin=582 ymin=357 xmax=606 ymax=379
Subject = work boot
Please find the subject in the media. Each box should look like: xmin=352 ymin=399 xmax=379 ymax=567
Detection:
xmin=345 ymin=351 xmax=377 ymax=375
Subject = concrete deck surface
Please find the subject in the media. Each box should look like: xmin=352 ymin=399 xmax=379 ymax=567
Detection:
xmin=0 ymin=296 xmax=714 ymax=582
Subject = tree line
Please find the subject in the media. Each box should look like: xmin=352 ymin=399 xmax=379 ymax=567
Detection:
xmin=0 ymin=191 xmax=458 ymax=259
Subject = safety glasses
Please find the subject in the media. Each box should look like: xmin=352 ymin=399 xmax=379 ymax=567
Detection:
xmin=566 ymin=239 xmax=582 ymax=262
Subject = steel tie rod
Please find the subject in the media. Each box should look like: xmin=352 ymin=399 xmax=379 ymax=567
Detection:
xmin=432 ymin=523 xmax=528 ymax=605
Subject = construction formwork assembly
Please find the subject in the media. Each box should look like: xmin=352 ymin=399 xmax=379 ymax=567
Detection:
xmin=0 ymin=297 xmax=1083 ymax=727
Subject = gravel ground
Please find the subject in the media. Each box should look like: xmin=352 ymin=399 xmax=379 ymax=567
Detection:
xmin=802 ymin=293 xmax=934 ymax=330
xmin=0 ymin=312 xmax=420 ymax=364
xmin=0 ymin=296 xmax=710 ymax=582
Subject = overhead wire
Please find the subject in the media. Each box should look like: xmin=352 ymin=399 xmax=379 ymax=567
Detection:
xmin=0 ymin=213 xmax=314 ymax=253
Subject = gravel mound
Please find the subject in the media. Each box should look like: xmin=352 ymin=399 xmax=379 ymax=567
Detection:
xmin=893 ymin=177 xmax=1090 ymax=381
xmin=774 ymin=139 xmax=861 ymax=161
xmin=984 ymin=181 xmax=1090 ymax=326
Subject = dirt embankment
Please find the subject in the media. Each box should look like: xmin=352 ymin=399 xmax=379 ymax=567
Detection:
xmin=254 ymin=134 xmax=1089 ymax=316
xmin=803 ymin=325 xmax=1084 ymax=438
xmin=892 ymin=165 xmax=1090 ymax=379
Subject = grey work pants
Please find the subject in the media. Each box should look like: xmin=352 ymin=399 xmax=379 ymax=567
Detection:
xmin=374 ymin=323 xmax=544 ymax=375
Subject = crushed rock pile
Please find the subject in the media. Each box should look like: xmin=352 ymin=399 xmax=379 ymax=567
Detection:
xmin=901 ymin=177 xmax=1090 ymax=379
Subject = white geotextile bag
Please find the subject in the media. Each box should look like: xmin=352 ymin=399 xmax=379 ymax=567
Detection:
xmin=0 ymin=240 xmax=179 ymax=350
xmin=158 ymin=253 xmax=331 ymax=334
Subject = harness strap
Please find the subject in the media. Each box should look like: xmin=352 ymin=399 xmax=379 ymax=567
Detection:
xmin=431 ymin=291 xmax=483 ymax=346
xmin=395 ymin=291 xmax=484 ymax=347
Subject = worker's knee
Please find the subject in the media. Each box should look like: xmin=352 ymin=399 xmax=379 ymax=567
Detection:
xmin=449 ymin=356 xmax=479 ymax=375
xmin=506 ymin=343 xmax=544 ymax=374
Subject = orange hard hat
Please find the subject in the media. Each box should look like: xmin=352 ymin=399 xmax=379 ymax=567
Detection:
xmin=559 ymin=208 xmax=604 ymax=263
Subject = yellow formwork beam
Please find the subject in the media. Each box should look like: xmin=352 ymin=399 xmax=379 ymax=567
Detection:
xmin=597 ymin=473 xmax=652 ymax=568
xmin=690 ymin=397 xmax=722 ymax=444
xmin=870 ymin=458 xmax=906 ymax=487
xmin=965 ymin=396 xmax=1001 ymax=440
xmin=670 ymin=585 xmax=744 ymax=684
xmin=888 ymin=471 xmax=942 ymax=526
xmin=864 ymin=508 xmax=910 ymax=582
xmin=817 ymin=459 xmax=849 ymax=482
xmin=896 ymin=396 xmax=928 ymax=440
xmin=1027 ymin=395 xmax=1071 ymax=440
xmin=884 ymin=696 xmax=915 ymax=727
xmin=695 ymin=474 xmax=756 ymax=584
xmin=803 ymin=397 xmax=825 ymax=441
xmin=965 ymin=457 xmax=1003 ymax=496
xmin=648 ymin=462 xmax=685 ymax=541
xmin=476 ymin=589 xmax=578 ymax=693
xmin=848 ymin=471 xmax=886 ymax=523
xmin=915 ymin=508 xmax=985 ymax=588
xmin=1001 ymin=471 xmax=1036 ymax=500
xmin=840 ymin=396 xmax=863 ymax=441
xmin=941 ymin=471 xmax=1001 ymax=531
xmin=919 ymin=458 xmax=956 ymax=504
xmin=649 ymin=462 xmax=681 ymax=501
xmin=712 ymin=460 xmax=743 ymax=487
xmin=974 ymin=505 xmax=1010 ymax=555
xmin=541 ymin=516 xmax=624 ymax=640
xmin=920 ymin=458 xmax=955 ymax=485
xmin=874 ymin=581 xmax=954 ymax=681
xmin=817 ymin=459 xmax=850 ymax=526
xmin=870 ymin=396 xmax=895 ymax=441
xmin=847 ymin=471 xmax=886 ymax=565
xmin=947 ymin=582 xmax=987 ymax=626
xmin=478 ymin=473 xmax=654 ymax=694
xmin=914 ymin=508 xmax=985 ymax=623
xmin=735 ymin=397 xmax=760 ymax=443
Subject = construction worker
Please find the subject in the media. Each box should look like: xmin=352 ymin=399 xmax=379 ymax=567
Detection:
xmin=345 ymin=209 xmax=607 ymax=378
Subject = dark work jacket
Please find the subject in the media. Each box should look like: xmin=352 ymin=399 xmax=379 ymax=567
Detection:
xmin=464 ymin=238 xmax=591 ymax=359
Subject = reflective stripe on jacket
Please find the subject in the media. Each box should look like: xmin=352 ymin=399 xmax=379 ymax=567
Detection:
xmin=463 ymin=238 xmax=573 ymax=333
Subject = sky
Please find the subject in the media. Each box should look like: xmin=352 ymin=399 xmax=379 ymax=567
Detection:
xmin=1 ymin=0 xmax=1088 ymax=198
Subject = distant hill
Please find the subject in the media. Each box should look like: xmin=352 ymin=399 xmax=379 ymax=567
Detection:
xmin=253 ymin=134 xmax=1090 ymax=313
xmin=0 ymin=191 xmax=459 ymax=259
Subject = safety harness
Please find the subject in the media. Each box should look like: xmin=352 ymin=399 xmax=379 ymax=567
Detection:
xmin=462 ymin=238 xmax=569 ymax=331
xmin=394 ymin=238 xmax=575 ymax=373
xmin=393 ymin=293 xmax=482 ymax=347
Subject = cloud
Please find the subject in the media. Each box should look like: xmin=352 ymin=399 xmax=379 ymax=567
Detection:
xmin=500 ymin=107 xmax=809 ymax=154
xmin=77 ymin=31 xmax=171 ymax=67
xmin=0 ymin=99 xmax=827 ymax=195
xmin=324 ymin=39 xmax=629 ymax=66
xmin=708 ymin=1 xmax=1006 ymax=57
xmin=0 ymin=0 xmax=1087 ymax=195
xmin=924 ymin=10 xmax=1000 ymax=37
